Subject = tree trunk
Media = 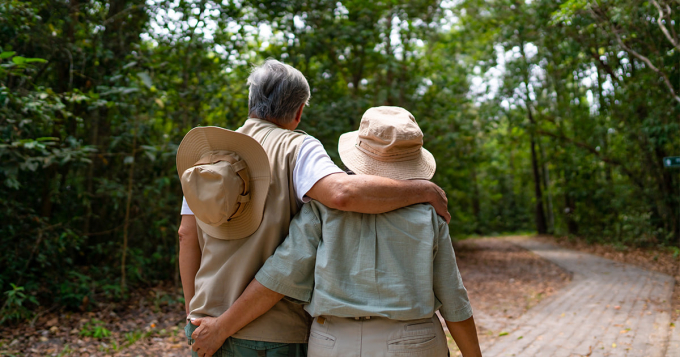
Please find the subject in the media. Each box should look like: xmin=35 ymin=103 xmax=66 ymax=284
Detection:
xmin=656 ymin=147 xmax=680 ymax=244
xmin=121 ymin=119 xmax=138 ymax=293
xmin=565 ymin=191 xmax=578 ymax=235
xmin=83 ymin=110 xmax=100 ymax=237
xmin=517 ymin=27 xmax=548 ymax=235
xmin=539 ymin=139 xmax=554 ymax=233
xmin=41 ymin=166 xmax=56 ymax=219
xmin=530 ymin=133 xmax=548 ymax=234
xmin=471 ymin=166 xmax=482 ymax=234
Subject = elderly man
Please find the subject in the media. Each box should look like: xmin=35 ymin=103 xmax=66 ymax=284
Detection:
xmin=178 ymin=60 xmax=450 ymax=357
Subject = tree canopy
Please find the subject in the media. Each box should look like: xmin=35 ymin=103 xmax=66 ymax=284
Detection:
xmin=1 ymin=0 xmax=679 ymax=321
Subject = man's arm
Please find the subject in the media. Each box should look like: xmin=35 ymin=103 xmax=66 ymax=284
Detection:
xmin=178 ymin=215 xmax=201 ymax=316
xmin=191 ymin=280 xmax=283 ymax=356
xmin=446 ymin=316 xmax=482 ymax=357
xmin=306 ymin=172 xmax=451 ymax=222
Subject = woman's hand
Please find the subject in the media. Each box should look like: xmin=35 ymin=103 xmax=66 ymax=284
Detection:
xmin=191 ymin=317 xmax=229 ymax=357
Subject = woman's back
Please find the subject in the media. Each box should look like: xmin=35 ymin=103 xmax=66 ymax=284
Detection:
xmin=257 ymin=200 xmax=471 ymax=323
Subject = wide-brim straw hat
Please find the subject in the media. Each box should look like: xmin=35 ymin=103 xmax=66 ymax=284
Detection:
xmin=176 ymin=127 xmax=270 ymax=240
xmin=338 ymin=106 xmax=436 ymax=180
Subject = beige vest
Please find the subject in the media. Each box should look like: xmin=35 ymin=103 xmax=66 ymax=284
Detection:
xmin=189 ymin=118 xmax=311 ymax=343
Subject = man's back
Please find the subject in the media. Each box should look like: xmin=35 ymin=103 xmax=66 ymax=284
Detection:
xmin=189 ymin=118 xmax=311 ymax=343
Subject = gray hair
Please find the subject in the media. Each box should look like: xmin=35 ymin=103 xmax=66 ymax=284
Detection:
xmin=247 ymin=59 xmax=310 ymax=124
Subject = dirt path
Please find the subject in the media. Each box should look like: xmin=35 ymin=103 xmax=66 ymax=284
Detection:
xmin=442 ymin=237 xmax=573 ymax=354
xmin=482 ymin=237 xmax=676 ymax=357
xmin=535 ymin=235 xmax=680 ymax=322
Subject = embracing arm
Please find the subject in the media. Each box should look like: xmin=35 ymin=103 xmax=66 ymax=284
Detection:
xmin=191 ymin=204 xmax=322 ymax=356
xmin=178 ymin=215 xmax=201 ymax=316
xmin=191 ymin=280 xmax=284 ymax=356
xmin=306 ymin=173 xmax=451 ymax=222
xmin=208 ymin=279 xmax=283 ymax=336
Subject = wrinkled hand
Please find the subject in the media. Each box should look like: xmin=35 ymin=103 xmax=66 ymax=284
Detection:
xmin=429 ymin=183 xmax=451 ymax=223
xmin=191 ymin=317 xmax=228 ymax=357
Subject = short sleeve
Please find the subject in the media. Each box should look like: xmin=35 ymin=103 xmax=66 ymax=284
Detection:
xmin=181 ymin=197 xmax=194 ymax=215
xmin=433 ymin=216 xmax=473 ymax=322
xmin=293 ymin=136 xmax=344 ymax=203
xmin=255 ymin=203 xmax=323 ymax=302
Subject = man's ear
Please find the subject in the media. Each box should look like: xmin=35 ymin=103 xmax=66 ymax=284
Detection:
xmin=294 ymin=104 xmax=304 ymax=125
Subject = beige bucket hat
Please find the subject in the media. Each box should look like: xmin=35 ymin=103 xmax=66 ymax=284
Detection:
xmin=176 ymin=127 xmax=271 ymax=240
xmin=338 ymin=106 xmax=436 ymax=180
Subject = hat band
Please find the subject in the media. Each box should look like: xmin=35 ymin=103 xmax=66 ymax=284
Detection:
xmin=356 ymin=141 xmax=422 ymax=162
xmin=193 ymin=152 xmax=251 ymax=221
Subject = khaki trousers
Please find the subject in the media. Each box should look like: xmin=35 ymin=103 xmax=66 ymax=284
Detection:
xmin=307 ymin=315 xmax=449 ymax=357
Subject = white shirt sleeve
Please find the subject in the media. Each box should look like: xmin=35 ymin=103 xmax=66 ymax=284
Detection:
xmin=178 ymin=136 xmax=343 ymax=215
xmin=293 ymin=136 xmax=344 ymax=203
xmin=181 ymin=196 xmax=194 ymax=215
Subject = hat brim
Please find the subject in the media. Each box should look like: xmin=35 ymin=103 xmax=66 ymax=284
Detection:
xmin=338 ymin=131 xmax=436 ymax=180
xmin=176 ymin=127 xmax=271 ymax=240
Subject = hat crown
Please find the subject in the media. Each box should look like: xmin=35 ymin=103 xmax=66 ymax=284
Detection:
xmin=338 ymin=106 xmax=436 ymax=180
xmin=356 ymin=106 xmax=423 ymax=160
xmin=176 ymin=126 xmax=270 ymax=240
xmin=181 ymin=151 xmax=249 ymax=227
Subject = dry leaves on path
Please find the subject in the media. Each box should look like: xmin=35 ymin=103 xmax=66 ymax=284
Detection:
xmin=0 ymin=283 xmax=191 ymax=357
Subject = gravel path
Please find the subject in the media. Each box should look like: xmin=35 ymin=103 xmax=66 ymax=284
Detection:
xmin=482 ymin=237 xmax=676 ymax=357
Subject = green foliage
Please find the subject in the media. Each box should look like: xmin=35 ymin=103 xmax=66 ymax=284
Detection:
xmin=79 ymin=319 xmax=112 ymax=339
xmin=454 ymin=0 xmax=680 ymax=245
xmin=1 ymin=0 xmax=679 ymax=314
xmin=0 ymin=284 xmax=39 ymax=324
xmin=551 ymin=0 xmax=591 ymax=24
xmin=124 ymin=329 xmax=151 ymax=346
xmin=56 ymin=344 xmax=75 ymax=357
xmin=0 ymin=0 xmax=247 ymax=314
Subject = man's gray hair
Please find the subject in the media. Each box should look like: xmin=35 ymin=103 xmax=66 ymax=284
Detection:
xmin=247 ymin=59 xmax=310 ymax=124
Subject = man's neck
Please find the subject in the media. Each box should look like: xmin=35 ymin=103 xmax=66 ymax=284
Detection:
xmin=249 ymin=117 xmax=298 ymax=131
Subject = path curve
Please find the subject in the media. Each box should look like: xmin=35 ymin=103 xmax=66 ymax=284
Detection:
xmin=480 ymin=237 xmax=676 ymax=357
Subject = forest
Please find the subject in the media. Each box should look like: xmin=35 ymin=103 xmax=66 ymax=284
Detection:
xmin=1 ymin=0 xmax=679 ymax=323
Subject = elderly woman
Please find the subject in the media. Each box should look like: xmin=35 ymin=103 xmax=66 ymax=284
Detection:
xmin=190 ymin=107 xmax=482 ymax=357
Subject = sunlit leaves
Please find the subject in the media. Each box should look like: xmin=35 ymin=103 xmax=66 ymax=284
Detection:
xmin=136 ymin=72 xmax=153 ymax=88
xmin=11 ymin=56 xmax=47 ymax=64
xmin=0 ymin=52 xmax=16 ymax=59
xmin=550 ymin=0 xmax=591 ymax=25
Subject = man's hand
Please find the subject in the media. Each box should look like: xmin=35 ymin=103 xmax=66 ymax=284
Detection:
xmin=191 ymin=317 xmax=229 ymax=357
xmin=428 ymin=182 xmax=450 ymax=223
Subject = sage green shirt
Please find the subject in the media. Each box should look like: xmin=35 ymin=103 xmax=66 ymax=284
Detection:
xmin=255 ymin=201 xmax=473 ymax=322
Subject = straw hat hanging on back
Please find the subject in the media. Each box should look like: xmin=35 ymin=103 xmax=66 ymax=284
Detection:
xmin=338 ymin=106 xmax=436 ymax=181
xmin=176 ymin=127 xmax=271 ymax=240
